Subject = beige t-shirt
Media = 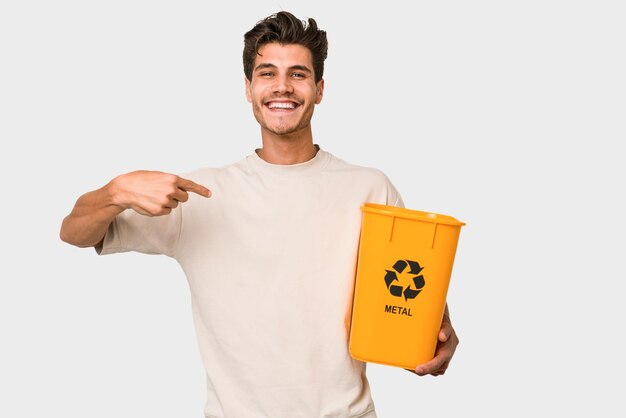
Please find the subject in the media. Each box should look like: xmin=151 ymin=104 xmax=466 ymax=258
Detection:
xmin=100 ymin=149 xmax=403 ymax=418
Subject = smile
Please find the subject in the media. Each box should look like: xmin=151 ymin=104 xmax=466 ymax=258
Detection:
xmin=266 ymin=101 xmax=299 ymax=110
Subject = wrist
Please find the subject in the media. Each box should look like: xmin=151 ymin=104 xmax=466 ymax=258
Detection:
xmin=106 ymin=174 xmax=131 ymax=210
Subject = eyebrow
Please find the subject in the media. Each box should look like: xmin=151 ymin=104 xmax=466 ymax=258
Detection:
xmin=254 ymin=63 xmax=313 ymax=74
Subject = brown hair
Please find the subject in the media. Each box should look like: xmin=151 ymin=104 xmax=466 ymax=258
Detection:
xmin=243 ymin=11 xmax=328 ymax=83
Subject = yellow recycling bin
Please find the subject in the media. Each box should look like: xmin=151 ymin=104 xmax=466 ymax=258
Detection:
xmin=349 ymin=203 xmax=465 ymax=369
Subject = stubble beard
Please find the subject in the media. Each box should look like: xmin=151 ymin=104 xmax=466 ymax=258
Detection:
xmin=253 ymin=101 xmax=313 ymax=137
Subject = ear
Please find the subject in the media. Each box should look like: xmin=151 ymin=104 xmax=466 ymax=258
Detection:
xmin=315 ymin=79 xmax=325 ymax=104
xmin=245 ymin=76 xmax=252 ymax=103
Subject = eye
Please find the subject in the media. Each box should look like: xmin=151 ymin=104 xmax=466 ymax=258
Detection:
xmin=259 ymin=72 xmax=273 ymax=77
xmin=292 ymin=72 xmax=305 ymax=79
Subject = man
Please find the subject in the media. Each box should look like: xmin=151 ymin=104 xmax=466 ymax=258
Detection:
xmin=60 ymin=11 xmax=458 ymax=418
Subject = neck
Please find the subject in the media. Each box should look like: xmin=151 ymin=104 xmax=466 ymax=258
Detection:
xmin=257 ymin=128 xmax=318 ymax=165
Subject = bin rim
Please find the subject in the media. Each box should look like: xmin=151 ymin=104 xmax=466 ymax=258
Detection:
xmin=361 ymin=203 xmax=465 ymax=227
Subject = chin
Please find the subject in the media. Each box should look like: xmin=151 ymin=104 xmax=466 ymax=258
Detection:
xmin=268 ymin=128 xmax=298 ymax=136
xmin=263 ymin=122 xmax=302 ymax=136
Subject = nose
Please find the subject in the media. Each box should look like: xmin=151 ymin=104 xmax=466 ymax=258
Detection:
xmin=273 ymin=74 xmax=294 ymax=95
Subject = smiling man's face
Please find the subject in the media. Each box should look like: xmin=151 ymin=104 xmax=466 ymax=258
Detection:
xmin=245 ymin=43 xmax=324 ymax=139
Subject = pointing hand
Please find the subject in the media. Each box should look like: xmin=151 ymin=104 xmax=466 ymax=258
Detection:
xmin=111 ymin=170 xmax=211 ymax=216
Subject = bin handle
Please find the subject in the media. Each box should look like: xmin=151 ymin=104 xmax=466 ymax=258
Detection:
xmin=389 ymin=216 xmax=439 ymax=248
xmin=389 ymin=216 xmax=439 ymax=247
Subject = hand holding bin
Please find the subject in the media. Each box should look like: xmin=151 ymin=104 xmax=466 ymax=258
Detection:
xmin=349 ymin=203 xmax=465 ymax=369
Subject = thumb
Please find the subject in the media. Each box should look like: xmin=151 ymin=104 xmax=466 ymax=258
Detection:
xmin=439 ymin=329 xmax=449 ymax=342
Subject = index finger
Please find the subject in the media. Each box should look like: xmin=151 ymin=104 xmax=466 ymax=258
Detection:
xmin=414 ymin=354 xmax=447 ymax=376
xmin=177 ymin=177 xmax=211 ymax=198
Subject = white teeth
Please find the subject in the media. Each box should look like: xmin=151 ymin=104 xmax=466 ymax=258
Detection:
xmin=268 ymin=102 xmax=296 ymax=109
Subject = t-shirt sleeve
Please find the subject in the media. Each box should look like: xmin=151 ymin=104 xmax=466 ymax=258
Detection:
xmin=385 ymin=175 xmax=405 ymax=209
xmin=97 ymin=206 xmax=182 ymax=258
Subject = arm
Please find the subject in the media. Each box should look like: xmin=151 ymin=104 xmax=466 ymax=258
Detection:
xmin=411 ymin=304 xmax=459 ymax=376
xmin=60 ymin=170 xmax=211 ymax=248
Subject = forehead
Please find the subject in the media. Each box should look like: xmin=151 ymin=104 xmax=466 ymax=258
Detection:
xmin=254 ymin=43 xmax=314 ymax=69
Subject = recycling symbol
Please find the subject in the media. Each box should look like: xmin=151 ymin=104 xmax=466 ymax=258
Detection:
xmin=384 ymin=259 xmax=426 ymax=301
